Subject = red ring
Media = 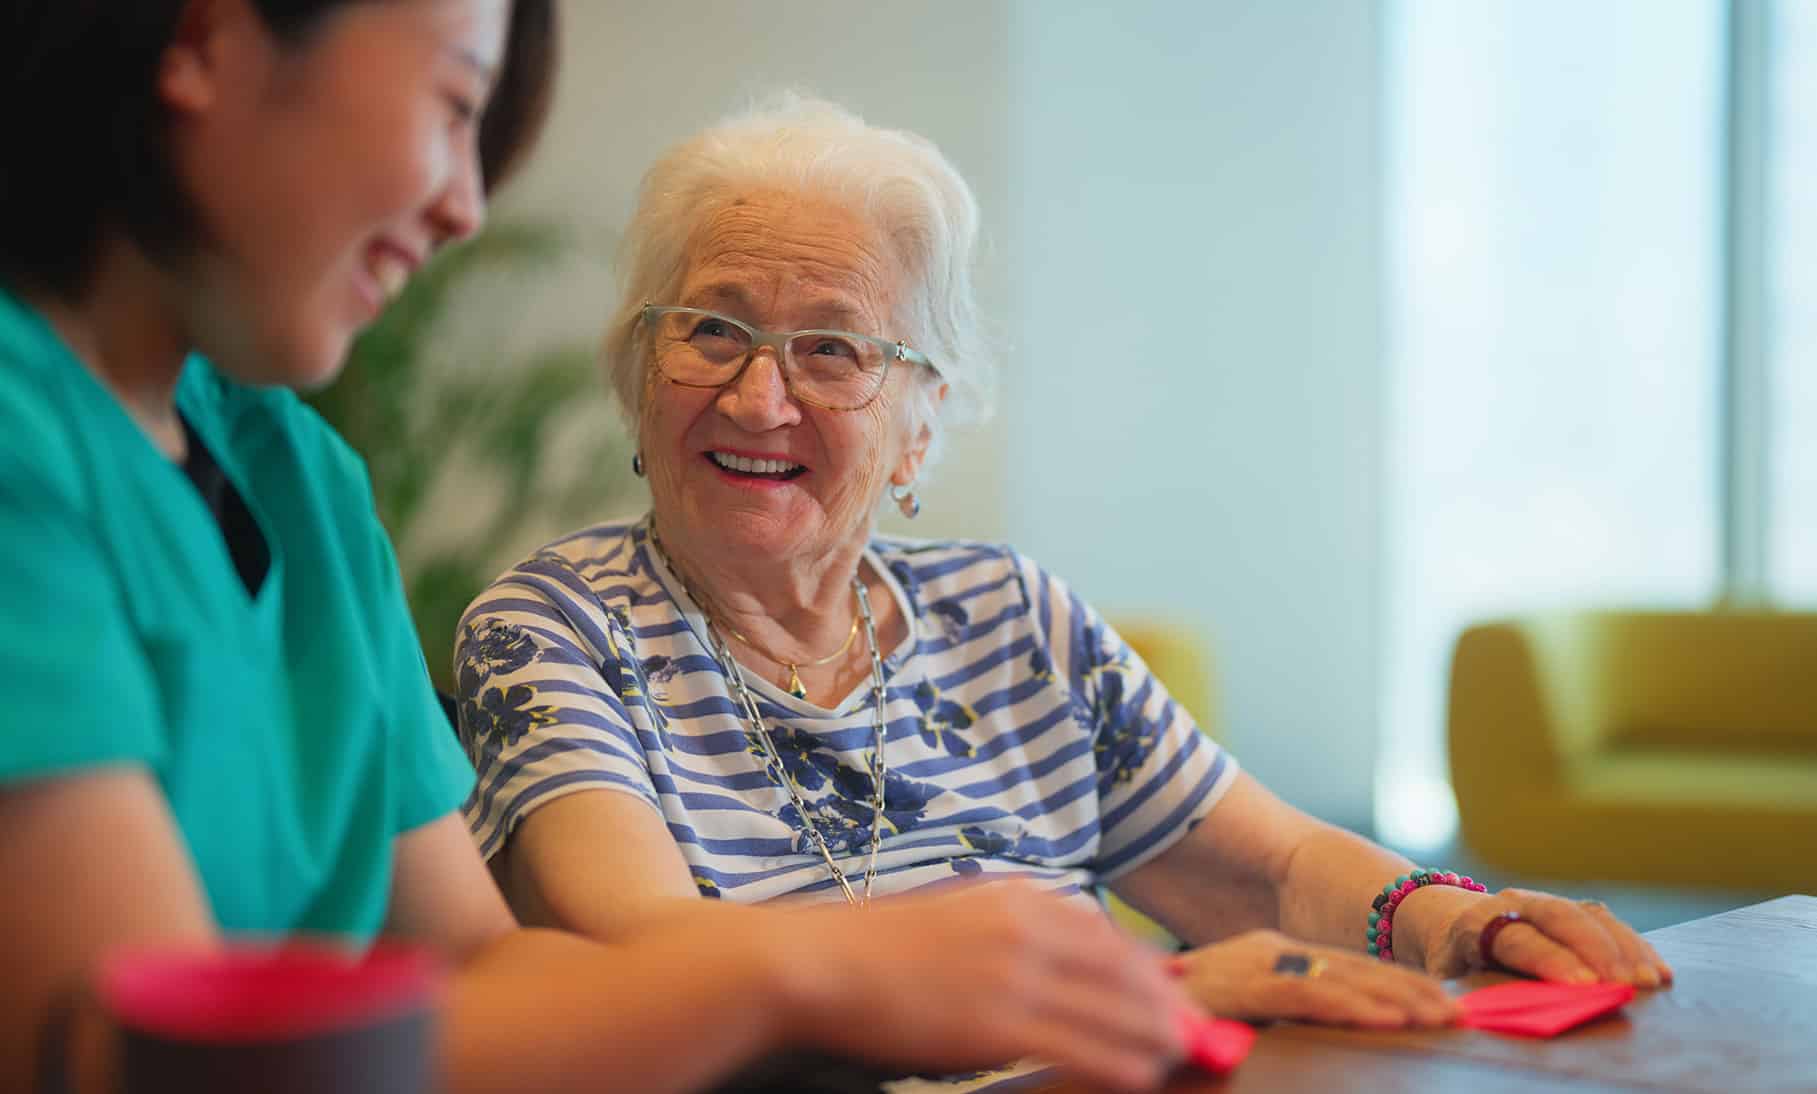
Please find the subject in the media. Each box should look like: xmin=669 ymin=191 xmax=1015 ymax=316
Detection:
xmin=1477 ymin=911 xmax=1523 ymax=969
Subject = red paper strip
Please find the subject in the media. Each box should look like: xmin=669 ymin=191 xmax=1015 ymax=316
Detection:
xmin=1457 ymin=981 xmax=1635 ymax=1037
xmin=1179 ymin=1014 xmax=1258 ymax=1072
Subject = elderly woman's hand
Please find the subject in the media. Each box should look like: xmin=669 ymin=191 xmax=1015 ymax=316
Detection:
xmin=1391 ymin=884 xmax=1675 ymax=987
xmin=1168 ymin=929 xmax=1459 ymax=1029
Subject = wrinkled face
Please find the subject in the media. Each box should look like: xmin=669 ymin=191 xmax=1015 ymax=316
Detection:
xmin=160 ymin=0 xmax=509 ymax=388
xmin=641 ymin=190 xmax=930 ymax=569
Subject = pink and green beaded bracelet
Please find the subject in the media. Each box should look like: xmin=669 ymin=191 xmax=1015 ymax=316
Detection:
xmin=1366 ymin=867 xmax=1487 ymax=962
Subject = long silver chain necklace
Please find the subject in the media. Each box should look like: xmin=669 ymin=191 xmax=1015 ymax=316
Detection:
xmin=648 ymin=524 xmax=891 ymax=907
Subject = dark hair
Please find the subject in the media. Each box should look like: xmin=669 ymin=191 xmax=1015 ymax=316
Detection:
xmin=0 ymin=0 xmax=558 ymax=299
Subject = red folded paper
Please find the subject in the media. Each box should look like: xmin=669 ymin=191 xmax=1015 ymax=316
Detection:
xmin=1178 ymin=1014 xmax=1257 ymax=1072
xmin=1457 ymin=981 xmax=1636 ymax=1037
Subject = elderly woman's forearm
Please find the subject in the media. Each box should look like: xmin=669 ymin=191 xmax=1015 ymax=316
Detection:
xmin=1275 ymin=823 xmax=1419 ymax=949
xmin=525 ymin=884 xmax=782 ymax=948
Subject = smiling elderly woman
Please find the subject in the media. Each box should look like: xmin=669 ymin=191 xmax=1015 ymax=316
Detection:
xmin=455 ymin=95 xmax=1671 ymax=1032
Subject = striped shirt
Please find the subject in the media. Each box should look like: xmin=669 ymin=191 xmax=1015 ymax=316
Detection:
xmin=455 ymin=517 xmax=1237 ymax=905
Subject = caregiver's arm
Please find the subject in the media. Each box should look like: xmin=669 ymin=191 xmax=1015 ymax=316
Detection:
xmin=392 ymin=810 xmax=1192 ymax=1094
xmin=0 ymin=770 xmax=218 ymax=1094
xmin=387 ymin=812 xmax=802 ymax=1094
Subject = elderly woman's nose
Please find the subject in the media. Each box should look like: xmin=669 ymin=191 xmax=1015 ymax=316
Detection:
xmin=717 ymin=347 xmax=802 ymax=427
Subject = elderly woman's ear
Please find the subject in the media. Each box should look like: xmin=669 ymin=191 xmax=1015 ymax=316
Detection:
xmin=893 ymin=380 xmax=947 ymax=487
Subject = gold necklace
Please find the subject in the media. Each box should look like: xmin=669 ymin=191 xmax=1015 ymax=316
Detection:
xmin=721 ymin=613 xmax=860 ymax=700
xmin=646 ymin=521 xmax=863 ymax=701
xmin=646 ymin=522 xmax=889 ymax=906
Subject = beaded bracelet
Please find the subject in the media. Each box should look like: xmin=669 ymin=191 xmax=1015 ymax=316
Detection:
xmin=1366 ymin=867 xmax=1487 ymax=962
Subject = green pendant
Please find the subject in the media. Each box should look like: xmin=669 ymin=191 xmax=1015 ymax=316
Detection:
xmin=787 ymin=666 xmax=807 ymax=700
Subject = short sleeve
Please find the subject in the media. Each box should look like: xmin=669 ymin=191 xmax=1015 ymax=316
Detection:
xmin=1016 ymin=552 xmax=1239 ymax=880
xmin=303 ymin=419 xmax=476 ymax=837
xmin=370 ymin=522 xmax=476 ymax=835
xmin=454 ymin=555 xmax=662 ymax=860
xmin=0 ymin=446 xmax=165 ymax=783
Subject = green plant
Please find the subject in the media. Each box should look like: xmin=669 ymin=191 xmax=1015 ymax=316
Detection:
xmin=308 ymin=221 xmax=634 ymax=689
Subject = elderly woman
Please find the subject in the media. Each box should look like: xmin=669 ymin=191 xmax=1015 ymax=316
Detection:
xmin=456 ymin=96 xmax=1670 ymax=1039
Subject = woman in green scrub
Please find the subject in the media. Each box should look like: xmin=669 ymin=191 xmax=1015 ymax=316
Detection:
xmin=0 ymin=4 xmax=1192 ymax=1093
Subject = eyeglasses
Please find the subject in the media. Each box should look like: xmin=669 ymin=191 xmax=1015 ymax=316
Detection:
xmin=640 ymin=304 xmax=937 ymax=412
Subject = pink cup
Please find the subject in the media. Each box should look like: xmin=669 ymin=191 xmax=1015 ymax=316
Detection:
xmin=97 ymin=942 xmax=443 ymax=1094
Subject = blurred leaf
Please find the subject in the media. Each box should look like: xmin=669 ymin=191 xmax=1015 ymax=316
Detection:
xmin=307 ymin=220 xmax=630 ymax=688
xmin=408 ymin=554 xmax=490 ymax=685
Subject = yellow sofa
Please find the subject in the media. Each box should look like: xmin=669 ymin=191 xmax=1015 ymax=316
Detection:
xmin=1116 ymin=620 xmax=1216 ymax=733
xmin=1448 ymin=611 xmax=1817 ymax=893
xmin=1103 ymin=620 xmax=1218 ymax=947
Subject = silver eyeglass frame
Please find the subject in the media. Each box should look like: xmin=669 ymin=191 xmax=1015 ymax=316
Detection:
xmin=640 ymin=303 xmax=938 ymax=412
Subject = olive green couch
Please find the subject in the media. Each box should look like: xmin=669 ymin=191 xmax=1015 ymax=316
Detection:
xmin=1448 ymin=611 xmax=1817 ymax=893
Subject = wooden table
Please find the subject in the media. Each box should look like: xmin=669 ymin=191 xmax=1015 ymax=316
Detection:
xmin=1043 ymin=895 xmax=1817 ymax=1093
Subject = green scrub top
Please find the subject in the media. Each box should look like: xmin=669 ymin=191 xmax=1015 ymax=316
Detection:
xmin=0 ymin=286 xmax=475 ymax=941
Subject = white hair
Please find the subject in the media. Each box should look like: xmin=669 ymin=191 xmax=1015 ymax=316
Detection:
xmin=602 ymin=91 xmax=995 ymax=472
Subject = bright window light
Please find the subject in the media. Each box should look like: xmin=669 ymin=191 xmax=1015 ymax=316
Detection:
xmin=1381 ymin=0 xmax=1724 ymax=854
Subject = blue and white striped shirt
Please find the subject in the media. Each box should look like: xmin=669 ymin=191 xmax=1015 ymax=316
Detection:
xmin=455 ymin=517 xmax=1237 ymax=905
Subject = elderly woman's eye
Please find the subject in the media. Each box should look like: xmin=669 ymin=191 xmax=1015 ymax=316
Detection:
xmin=688 ymin=318 xmax=747 ymax=348
xmin=807 ymin=337 xmax=860 ymax=359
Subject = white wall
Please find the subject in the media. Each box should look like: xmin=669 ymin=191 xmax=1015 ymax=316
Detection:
xmin=494 ymin=0 xmax=1386 ymax=827
xmin=1003 ymin=4 xmax=1386 ymax=824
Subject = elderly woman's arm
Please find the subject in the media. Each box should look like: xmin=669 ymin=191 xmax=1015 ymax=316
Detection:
xmin=1023 ymin=551 xmax=1666 ymax=1017
xmin=1109 ymin=771 xmax=1673 ymax=997
xmin=489 ymin=788 xmax=730 ymax=939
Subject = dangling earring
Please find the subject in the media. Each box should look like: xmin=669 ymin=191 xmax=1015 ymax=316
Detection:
xmin=632 ymin=452 xmax=645 ymax=477
xmin=890 ymin=481 xmax=920 ymax=519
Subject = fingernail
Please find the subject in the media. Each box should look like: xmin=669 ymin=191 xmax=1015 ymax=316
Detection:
xmin=1569 ymin=968 xmax=1597 ymax=984
xmin=1636 ymin=966 xmax=1660 ymax=988
xmin=1658 ymin=964 xmax=1675 ymax=983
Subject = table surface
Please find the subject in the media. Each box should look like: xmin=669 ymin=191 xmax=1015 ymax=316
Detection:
xmin=1040 ymin=894 xmax=1817 ymax=1094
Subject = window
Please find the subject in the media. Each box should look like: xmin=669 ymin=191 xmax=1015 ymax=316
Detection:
xmin=1380 ymin=0 xmax=1726 ymax=851
xmin=1768 ymin=0 xmax=1817 ymax=602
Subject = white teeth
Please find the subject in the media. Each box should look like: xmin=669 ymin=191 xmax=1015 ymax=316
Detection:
xmin=711 ymin=451 xmax=803 ymax=475
xmin=369 ymin=252 xmax=410 ymax=301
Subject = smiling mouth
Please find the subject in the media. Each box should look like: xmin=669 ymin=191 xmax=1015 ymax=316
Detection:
xmin=707 ymin=451 xmax=807 ymax=481
xmin=364 ymin=240 xmax=420 ymax=299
